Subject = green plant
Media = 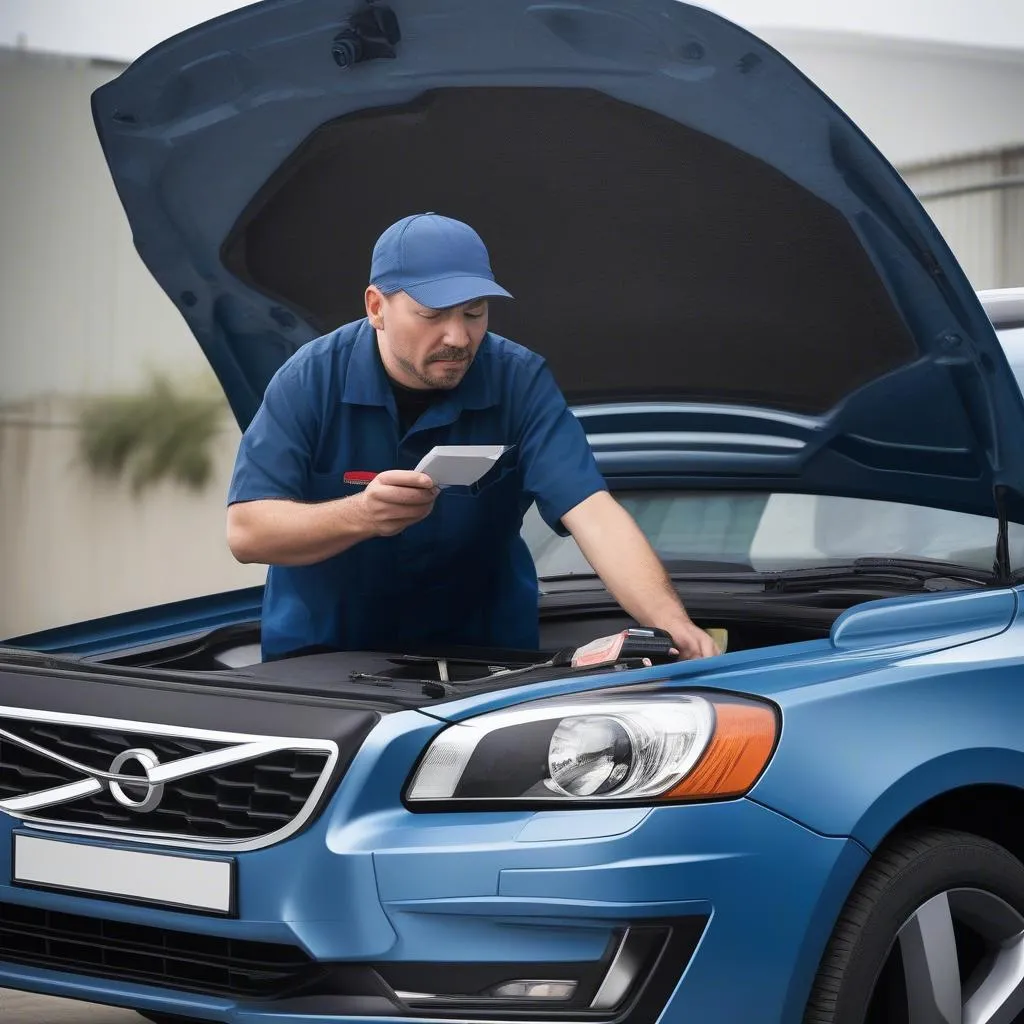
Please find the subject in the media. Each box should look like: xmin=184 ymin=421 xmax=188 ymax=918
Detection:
xmin=78 ymin=374 xmax=228 ymax=495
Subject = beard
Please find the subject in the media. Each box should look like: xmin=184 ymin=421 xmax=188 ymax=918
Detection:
xmin=399 ymin=349 xmax=471 ymax=389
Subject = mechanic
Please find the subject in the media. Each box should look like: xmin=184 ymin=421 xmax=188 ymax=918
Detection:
xmin=226 ymin=213 xmax=719 ymax=662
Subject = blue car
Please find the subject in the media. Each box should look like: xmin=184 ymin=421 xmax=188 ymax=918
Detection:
xmin=4 ymin=2 xmax=1024 ymax=1022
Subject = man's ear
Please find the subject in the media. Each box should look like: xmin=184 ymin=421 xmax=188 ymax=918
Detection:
xmin=365 ymin=286 xmax=386 ymax=329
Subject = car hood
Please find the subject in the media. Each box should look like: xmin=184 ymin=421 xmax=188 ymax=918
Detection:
xmin=91 ymin=0 xmax=1024 ymax=523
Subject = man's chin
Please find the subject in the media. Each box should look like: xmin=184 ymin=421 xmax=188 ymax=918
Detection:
xmin=425 ymin=363 xmax=469 ymax=388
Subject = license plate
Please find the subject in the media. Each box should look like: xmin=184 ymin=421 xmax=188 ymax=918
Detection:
xmin=12 ymin=833 xmax=235 ymax=915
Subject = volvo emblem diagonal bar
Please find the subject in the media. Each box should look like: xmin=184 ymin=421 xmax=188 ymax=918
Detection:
xmin=0 ymin=707 xmax=339 ymax=850
xmin=0 ymin=729 xmax=282 ymax=814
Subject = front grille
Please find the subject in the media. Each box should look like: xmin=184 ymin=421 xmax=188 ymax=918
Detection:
xmin=0 ymin=716 xmax=336 ymax=845
xmin=0 ymin=901 xmax=321 ymax=997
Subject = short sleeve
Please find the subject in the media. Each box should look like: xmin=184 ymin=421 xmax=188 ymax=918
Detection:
xmin=227 ymin=359 xmax=319 ymax=505
xmin=516 ymin=360 xmax=607 ymax=534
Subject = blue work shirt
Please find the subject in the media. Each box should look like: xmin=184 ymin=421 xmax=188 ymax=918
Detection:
xmin=228 ymin=319 xmax=606 ymax=659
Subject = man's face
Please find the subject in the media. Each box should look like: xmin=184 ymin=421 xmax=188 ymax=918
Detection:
xmin=366 ymin=288 xmax=488 ymax=390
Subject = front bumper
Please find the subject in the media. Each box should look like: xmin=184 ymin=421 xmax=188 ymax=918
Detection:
xmin=0 ymin=711 xmax=868 ymax=1024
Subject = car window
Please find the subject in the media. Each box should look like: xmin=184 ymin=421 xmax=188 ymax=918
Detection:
xmin=997 ymin=325 xmax=1024 ymax=396
xmin=523 ymin=491 xmax=1024 ymax=578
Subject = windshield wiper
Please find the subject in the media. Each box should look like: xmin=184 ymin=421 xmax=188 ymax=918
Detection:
xmin=759 ymin=558 xmax=993 ymax=591
xmin=540 ymin=557 xmax=994 ymax=590
xmin=540 ymin=559 xmax=753 ymax=584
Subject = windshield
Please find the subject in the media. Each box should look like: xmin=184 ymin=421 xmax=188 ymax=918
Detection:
xmin=527 ymin=321 xmax=1024 ymax=582
xmin=523 ymin=491 xmax=1024 ymax=579
xmin=999 ymin=324 xmax=1024 ymax=394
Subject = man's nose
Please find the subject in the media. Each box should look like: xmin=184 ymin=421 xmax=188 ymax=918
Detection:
xmin=441 ymin=318 xmax=472 ymax=348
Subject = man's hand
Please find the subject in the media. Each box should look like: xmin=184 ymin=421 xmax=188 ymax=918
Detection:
xmin=358 ymin=470 xmax=438 ymax=537
xmin=665 ymin=618 xmax=721 ymax=660
xmin=562 ymin=492 xmax=722 ymax=660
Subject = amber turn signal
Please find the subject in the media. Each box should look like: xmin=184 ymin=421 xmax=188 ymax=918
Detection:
xmin=665 ymin=697 xmax=777 ymax=799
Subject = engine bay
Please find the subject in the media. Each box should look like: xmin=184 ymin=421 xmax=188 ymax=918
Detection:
xmin=0 ymin=584 xmax=859 ymax=709
xmin=79 ymin=597 xmax=835 ymax=704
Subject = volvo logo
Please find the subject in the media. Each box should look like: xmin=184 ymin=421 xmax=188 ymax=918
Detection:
xmin=0 ymin=719 xmax=334 ymax=845
xmin=108 ymin=748 xmax=164 ymax=813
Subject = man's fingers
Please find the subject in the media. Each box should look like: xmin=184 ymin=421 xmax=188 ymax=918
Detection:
xmin=355 ymin=473 xmax=439 ymax=537
xmin=386 ymin=500 xmax=435 ymax=523
xmin=375 ymin=469 xmax=435 ymax=489
xmin=370 ymin=482 xmax=437 ymax=506
xmin=688 ymin=633 xmax=718 ymax=659
xmin=371 ymin=498 xmax=435 ymax=535
xmin=671 ymin=626 xmax=721 ymax=660
xmin=699 ymin=633 xmax=721 ymax=658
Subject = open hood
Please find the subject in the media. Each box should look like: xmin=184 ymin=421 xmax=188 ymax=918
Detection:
xmin=91 ymin=0 xmax=1024 ymax=523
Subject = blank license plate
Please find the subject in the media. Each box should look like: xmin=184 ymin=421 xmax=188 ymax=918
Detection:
xmin=12 ymin=833 xmax=235 ymax=915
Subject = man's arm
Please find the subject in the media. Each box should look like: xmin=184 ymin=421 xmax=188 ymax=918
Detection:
xmin=509 ymin=356 xmax=715 ymax=657
xmin=228 ymin=471 xmax=437 ymax=567
xmin=561 ymin=491 xmax=719 ymax=659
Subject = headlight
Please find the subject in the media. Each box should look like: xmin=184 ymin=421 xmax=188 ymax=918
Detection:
xmin=405 ymin=692 xmax=777 ymax=806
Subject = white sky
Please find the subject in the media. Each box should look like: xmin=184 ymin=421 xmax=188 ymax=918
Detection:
xmin=1 ymin=0 xmax=1024 ymax=62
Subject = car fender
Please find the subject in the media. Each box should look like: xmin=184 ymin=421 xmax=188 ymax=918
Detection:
xmin=749 ymin=611 xmax=1024 ymax=848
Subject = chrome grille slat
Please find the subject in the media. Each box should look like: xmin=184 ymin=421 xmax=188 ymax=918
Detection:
xmin=0 ymin=708 xmax=340 ymax=852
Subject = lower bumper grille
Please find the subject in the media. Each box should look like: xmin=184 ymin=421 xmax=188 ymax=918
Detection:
xmin=0 ymin=902 xmax=320 ymax=998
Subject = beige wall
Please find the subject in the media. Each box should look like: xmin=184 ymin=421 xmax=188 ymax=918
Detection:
xmin=762 ymin=30 xmax=1024 ymax=168
xmin=0 ymin=49 xmax=264 ymax=638
xmin=0 ymin=49 xmax=210 ymax=405
xmin=0 ymin=396 xmax=265 ymax=639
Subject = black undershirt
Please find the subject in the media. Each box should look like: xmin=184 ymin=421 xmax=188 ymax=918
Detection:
xmin=389 ymin=376 xmax=438 ymax=435
xmin=374 ymin=339 xmax=442 ymax=434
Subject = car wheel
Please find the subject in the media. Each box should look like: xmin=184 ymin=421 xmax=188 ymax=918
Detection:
xmin=804 ymin=828 xmax=1024 ymax=1024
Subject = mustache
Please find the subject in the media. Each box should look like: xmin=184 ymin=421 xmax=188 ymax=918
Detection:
xmin=427 ymin=349 xmax=470 ymax=363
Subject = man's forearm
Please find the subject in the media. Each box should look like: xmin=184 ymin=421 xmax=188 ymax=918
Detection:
xmin=561 ymin=492 xmax=693 ymax=634
xmin=227 ymin=496 xmax=375 ymax=567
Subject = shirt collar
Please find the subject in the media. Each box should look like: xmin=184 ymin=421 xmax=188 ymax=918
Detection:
xmin=341 ymin=319 xmax=393 ymax=408
xmin=341 ymin=319 xmax=499 ymax=414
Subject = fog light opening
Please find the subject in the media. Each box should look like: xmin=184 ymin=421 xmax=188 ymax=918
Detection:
xmin=373 ymin=919 xmax=705 ymax=1020
xmin=396 ymin=978 xmax=578 ymax=1006
xmin=488 ymin=979 xmax=578 ymax=1000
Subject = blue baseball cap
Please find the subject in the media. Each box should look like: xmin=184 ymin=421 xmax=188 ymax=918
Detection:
xmin=370 ymin=213 xmax=513 ymax=309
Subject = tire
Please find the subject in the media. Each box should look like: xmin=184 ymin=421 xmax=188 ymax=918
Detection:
xmin=804 ymin=828 xmax=1024 ymax=1024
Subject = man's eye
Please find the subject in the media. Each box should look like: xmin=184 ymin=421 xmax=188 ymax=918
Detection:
xmin=418 ymin=311 xmax=440 ymax=320
xmin=464 ymin=309 xmax=485 ymax=319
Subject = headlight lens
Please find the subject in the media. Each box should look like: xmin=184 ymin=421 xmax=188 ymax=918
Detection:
xmin=405 ymin=693 xmax=777 ymax=805
xmin=548 ymin=715 xmax=633 ymax=796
